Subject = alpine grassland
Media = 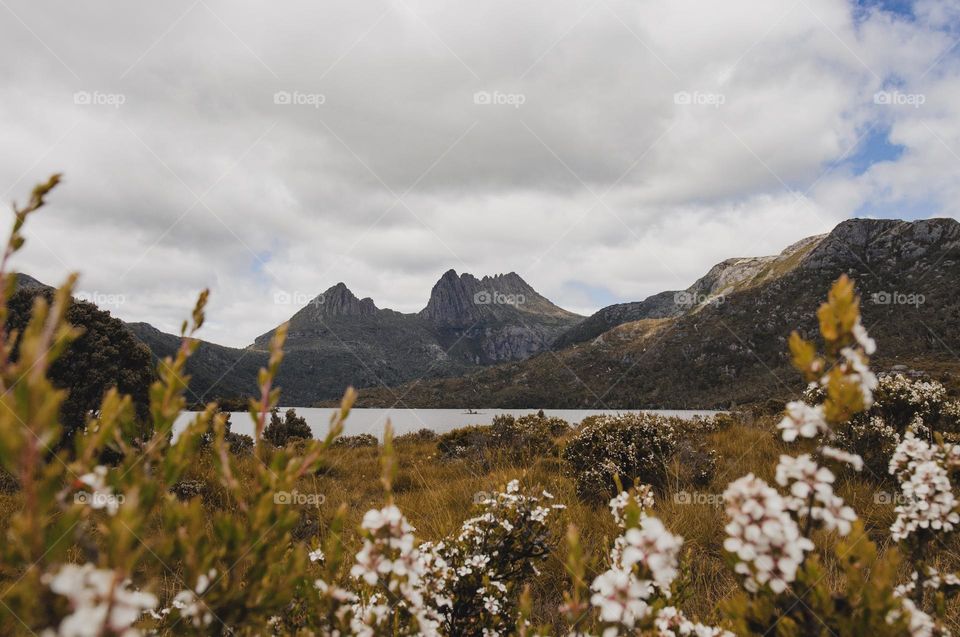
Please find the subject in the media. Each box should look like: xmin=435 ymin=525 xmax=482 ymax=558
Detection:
xmin=1 ymin=178 xmax=959 ymax=635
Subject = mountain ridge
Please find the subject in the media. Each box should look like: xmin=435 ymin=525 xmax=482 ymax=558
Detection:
xmin=349 ymin=216 xmax=960 ymax=409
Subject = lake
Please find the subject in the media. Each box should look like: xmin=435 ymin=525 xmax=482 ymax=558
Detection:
xmin=173 ymin=407 xmax=722 ymax=440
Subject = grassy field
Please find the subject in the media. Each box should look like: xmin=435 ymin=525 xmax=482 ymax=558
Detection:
xmin=99 ymin=411 xmax=955 ymax=632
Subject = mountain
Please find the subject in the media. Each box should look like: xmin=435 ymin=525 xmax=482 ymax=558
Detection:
xmin=12 ymin=270 xmax=579 ymax=406
xmin=420 ymin=270 xmax=583 ymax=363
xmin=236 ymin=271 xmax=580 ymax=403
xmin=551 ymin=234 xmax=825 ymax=349
xmin=351 ymin=218 xmax=960 ymax=409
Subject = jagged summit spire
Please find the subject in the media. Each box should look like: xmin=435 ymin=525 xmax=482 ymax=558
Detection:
xmin=312 ymin=282 xmax=377 ymax=317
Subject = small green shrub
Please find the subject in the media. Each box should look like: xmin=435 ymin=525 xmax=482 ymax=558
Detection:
xmin=263 ymin=407 xmax=312 ymax=447
xmin=394 ymin=428 xmax=438 ymax=445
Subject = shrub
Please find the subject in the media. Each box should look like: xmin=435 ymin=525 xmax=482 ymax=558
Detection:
xmin=262 ymin=407 xmax=312 ymax=447
xmin=437 ymin=424 xmax=491 ymax=460
xmin=562 ymin=412 xmax=677 ymax=502
xmin=437 ymin=413 xmax=569 ymax=463
xmin=200 ymin=411 xmax=253 ymax=455
xmin=675 ymin=441 xmax=718 ymax=487
xmin=332 ymin=432 xmax=378 ymax=448
xmin=828 ymin=373 xmax=960 ymax=480
xmin=394 ymin=428 xmax=438 ymax=445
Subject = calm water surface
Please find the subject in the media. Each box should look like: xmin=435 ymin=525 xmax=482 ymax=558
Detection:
xmin=174 ymin=407 xmax=722 ymax=440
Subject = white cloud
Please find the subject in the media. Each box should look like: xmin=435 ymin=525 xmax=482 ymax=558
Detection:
xmin=1 ymin=0 xmax=958 ymax=346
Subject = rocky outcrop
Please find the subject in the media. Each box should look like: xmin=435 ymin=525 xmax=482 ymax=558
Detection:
xmin=801 ymin=218 xmax=960 ymax=271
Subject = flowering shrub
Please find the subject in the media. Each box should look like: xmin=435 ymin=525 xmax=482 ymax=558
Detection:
xmin=562 ymin=413 xmax=678 ymax=502
xmin=557 ymin=484 xmax=731 ymax=636
xmin=553 ymin=275 xmax=958 ymax=636
xmin=815 ymin=372 xmax=960 ymax=480
xmin=333 ymin=432 xmax=379 ymax=448
xmin=437 ymin=413 xmax=568 ymax=463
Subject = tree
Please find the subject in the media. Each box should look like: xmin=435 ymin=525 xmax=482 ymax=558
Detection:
xmin=5 ymin=287 xmax=154 ymax=444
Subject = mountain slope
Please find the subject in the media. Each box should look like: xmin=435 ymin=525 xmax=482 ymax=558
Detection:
xmin=552 ymin=234 xmax=825 ymax=349
xmin=351 ymin=218 xmax=960 ymax=409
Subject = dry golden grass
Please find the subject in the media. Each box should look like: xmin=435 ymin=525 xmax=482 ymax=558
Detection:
xmin=158 ymin=414 xmax=953 ymax=631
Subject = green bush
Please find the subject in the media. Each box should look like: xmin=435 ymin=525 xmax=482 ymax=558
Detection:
xmin=263 ymin=407 xmax=312 ymax=447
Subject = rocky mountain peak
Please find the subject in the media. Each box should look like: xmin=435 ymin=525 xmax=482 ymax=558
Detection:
xmin=801 ymin=217 xmax=960 ymax=271
xmin=313 ymin=282 xmax=377 ymax=317
xmin=419 ymin=270 xmax=485 ymax=326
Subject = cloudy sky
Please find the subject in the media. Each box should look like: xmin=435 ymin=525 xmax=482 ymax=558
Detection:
xmin=1 ymin=0 xmax=958 ymax=346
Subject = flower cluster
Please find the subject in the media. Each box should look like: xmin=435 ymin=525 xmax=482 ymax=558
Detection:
xmin=349 ymin=504 xmax=442 ymax=635
xmin=588 ymin=486 xmax=731 ymax=636
xmin=44 ymin=563 xmax=157 ymax=636
xmin=888 ymin=431 xmax=960 ymax=542
xmin=609 ymin=483 xmax=654 ymax=528
xmin=775 ymin=454 xmax=857 ymax=535
xmin=427 ymin=480 xmax=563 ymax=635
xmin=777 ymin=400 xmax=828 ymax=442
xmin=311 ymin=481 xmax=563 ymax=636
xmin=722 ymin=474 xmax=814 ymax=593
